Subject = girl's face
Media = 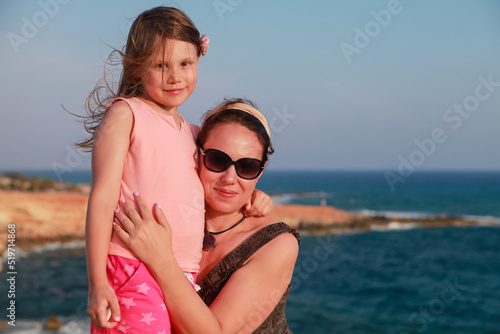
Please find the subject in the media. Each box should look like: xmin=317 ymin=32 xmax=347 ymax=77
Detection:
xmin=142 ymin=38 xmax=199 ymax=112
xmin=199 ymin=123 xmax=265 ymax=216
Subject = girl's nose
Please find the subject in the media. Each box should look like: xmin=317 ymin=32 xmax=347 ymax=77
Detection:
xmin=166 ymin=67 xmax=180 ymax=84
xmin=220 ymin=165 xmax=237 ymax=185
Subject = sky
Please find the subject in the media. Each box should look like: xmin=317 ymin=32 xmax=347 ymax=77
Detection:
xmin=1 ymin=0 xmax=499 ymax=175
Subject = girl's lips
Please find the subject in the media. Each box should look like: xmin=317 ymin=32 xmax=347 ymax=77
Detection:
xmin=165 ymin=88 xmax=183 ymax=95
xmin=215 ymin=188 xmax=237 ymax=198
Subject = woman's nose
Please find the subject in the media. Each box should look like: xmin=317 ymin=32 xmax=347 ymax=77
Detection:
xmin=220 ymin=165 xmax=237 ymax=184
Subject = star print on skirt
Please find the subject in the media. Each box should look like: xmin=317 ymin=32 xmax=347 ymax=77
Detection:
xmin=90 ymin=255 xmax=171 ymax=334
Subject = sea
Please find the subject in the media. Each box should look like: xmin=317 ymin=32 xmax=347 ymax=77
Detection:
xmin=1 ymin=170 xmax=500 ymax=333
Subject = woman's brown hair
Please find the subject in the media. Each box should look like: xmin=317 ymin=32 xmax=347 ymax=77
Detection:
xmin=198 ymin=98 xmax=275 ymax=162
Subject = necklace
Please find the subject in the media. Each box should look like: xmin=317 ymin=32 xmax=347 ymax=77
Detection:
xmin=203 ymin=215 xmax=247 ymax=251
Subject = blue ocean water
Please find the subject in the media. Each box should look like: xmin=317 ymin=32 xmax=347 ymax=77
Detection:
xmin=1 ymin=170 xmax=499 ymax=333
xmin=1 ymin=228 xmax=499 ymax=333
xmin=257 ymin=170 xmax=500 ymax=220
xmin=287 ymin=227 xmax=500 ymax=334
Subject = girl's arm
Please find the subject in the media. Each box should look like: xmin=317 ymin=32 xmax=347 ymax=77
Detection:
xmin=86 ymin=101 xmax=133 ymax=329
xmin=114 ymin=194 xmax=298 ymax=334
xmin=244 ymin=188 xmax=274 ymax=217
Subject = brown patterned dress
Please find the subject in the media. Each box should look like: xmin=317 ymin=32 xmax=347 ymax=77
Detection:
xmin=197 ymin=222 xmax=300 ymax=333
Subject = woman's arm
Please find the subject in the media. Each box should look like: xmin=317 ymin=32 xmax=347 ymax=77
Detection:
xmin=114 ymin=194 xmax=298 ymax=334
xmin=86 ymin=101 xmax=133 ymax=328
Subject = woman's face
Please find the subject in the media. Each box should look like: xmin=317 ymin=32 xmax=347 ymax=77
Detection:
xmin=199 ymin=123 xmax=265 ymax=215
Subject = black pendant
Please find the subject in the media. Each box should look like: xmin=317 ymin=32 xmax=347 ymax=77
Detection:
xmin=203 ymin=233 xmax=217 ymax=251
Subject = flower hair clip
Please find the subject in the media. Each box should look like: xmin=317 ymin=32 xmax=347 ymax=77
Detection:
xmin=200 ymin=34 xmax=210 ymax=56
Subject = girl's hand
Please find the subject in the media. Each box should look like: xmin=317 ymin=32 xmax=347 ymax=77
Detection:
xmin=88 ymin=282 xmax=120 ymax=329
xmin=113 ymin=193 xmax=173 ymax=267
xmin=244 ymin=189 xmax=274 ymax=217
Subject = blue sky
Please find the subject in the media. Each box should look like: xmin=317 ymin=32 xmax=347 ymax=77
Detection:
xmin=1 ymin=0 xmax=499 ymax=174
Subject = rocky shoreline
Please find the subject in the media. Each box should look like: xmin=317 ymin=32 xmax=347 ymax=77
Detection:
xmin=0 ymin=190 xmax=495 ymax=257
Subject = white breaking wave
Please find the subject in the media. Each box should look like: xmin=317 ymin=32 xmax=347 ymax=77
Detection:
xmin=359 ymin=209 xmax=500 ymax=224
xmin=270 ymin=192 xmax=332 ymax=205
xmin=0 ymin=317 xmax=90 ymax=334
xmin=2 ymin=240 xmax=85 ymax=263
xmin=358 ymin=209 xmax=431 ymax=220
xmin=28 ymin=240 xmax=85 ymax=254
xmin=371 ymin=221 xmax=421 ymax=232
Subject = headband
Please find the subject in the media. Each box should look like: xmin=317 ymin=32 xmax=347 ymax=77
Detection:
xmin=202 ymin=102 xmax=271 ymax=139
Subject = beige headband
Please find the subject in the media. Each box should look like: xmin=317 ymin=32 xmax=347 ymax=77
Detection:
xmin=202 ymin=102 xmax=271 ymax=139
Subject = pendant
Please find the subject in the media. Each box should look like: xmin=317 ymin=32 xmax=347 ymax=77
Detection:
xmin=203 ymin=233 xmax=217 ymax=251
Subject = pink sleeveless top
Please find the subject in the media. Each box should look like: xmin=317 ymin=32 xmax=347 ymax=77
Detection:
xmin=108 ymin=97 xmax=205 ymax=273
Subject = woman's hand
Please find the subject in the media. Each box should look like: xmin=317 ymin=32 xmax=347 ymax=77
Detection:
xmin=244 ymin=189 xmax=274 ymax=217
xmin=113 ymin=193 xmax=174 ymax=267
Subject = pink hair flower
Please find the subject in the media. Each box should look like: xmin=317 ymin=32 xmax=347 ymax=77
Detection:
xmin=200 ymin=34 xmax=210 ymax=56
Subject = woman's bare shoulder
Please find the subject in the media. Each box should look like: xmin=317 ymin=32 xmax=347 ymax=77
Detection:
xmin=245 ymin=218 xmax=299 ymax=264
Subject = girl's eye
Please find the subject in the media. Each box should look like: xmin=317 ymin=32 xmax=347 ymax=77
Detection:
xmin=155 ymin=63 xmax=165 ymax=69
xmin=181 ymin=61 xmax=191 ymax=67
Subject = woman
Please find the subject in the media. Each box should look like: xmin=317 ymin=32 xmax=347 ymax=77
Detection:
xmin=114 ymin=98 xmax=300 ymax=333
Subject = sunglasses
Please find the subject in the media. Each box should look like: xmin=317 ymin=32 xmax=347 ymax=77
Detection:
xmin=201 ymin=148 xmax=265 ymax=180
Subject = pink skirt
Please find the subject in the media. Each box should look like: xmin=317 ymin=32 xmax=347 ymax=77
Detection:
xmin=90 ymin=255 xmax=197 ymax=334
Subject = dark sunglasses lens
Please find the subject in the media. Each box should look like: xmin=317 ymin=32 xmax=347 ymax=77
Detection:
xmin=236 ymin=159 xmax=262 ymax=179
xmin=205 ymin=150 xmax=230 ymax=172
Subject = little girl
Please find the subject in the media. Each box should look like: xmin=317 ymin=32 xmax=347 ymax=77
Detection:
xmin=77 ymin=7 xmax=270 ymax=334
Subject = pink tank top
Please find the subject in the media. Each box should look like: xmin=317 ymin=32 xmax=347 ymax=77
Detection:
xmin=108 ymin=97 xmax=205 ymax=273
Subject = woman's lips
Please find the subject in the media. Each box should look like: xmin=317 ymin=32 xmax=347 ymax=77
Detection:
xmin=215 ymin=188 xmax=237 ymax=198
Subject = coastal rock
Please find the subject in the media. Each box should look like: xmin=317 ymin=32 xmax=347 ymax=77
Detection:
xmin=270 ymin=204 xmax=362 ymax=230
xmin=44 ymin=315 xmax=64 ymax=330
xmin=0 ymin=190 xmax=87 ymax=254
xmin=0 ymin=190 xmax=360 ymax=253
xmin=0 ymin=190 xmax=484 ymax=256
